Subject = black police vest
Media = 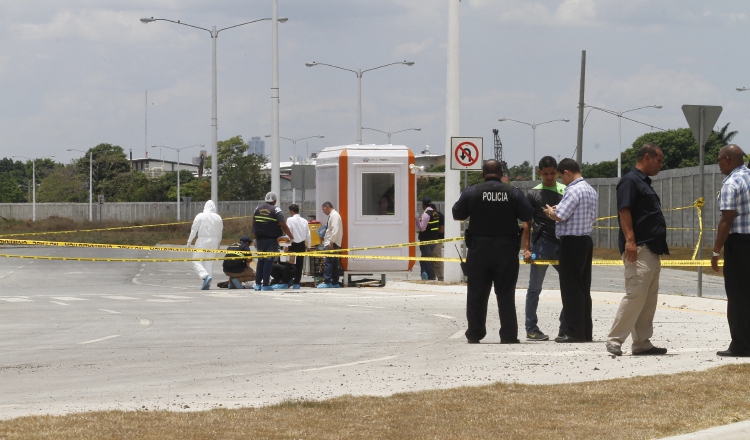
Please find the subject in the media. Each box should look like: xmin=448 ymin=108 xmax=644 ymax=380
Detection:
xmin=418 ymin=208 xmax=441 ymax=241
xmin=223 ymin=243 xmax=250 ymax=272
xmin=467 ymin=181 xmax=521 ymax=237
xmin=252 ymin=203 xmax=283 ymax=238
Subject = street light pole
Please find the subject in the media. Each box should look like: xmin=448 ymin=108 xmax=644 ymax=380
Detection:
xmin=498 ymin=118 xmax=569 ymax=181
xmin=14 ymin=155 xmax=54 ymax=221
xmin=140 ymin=16 xmax=287 ymax=204
xmin=265 ymin=135 xmax=324 ymax=163
xmin=585 ymin=105 xmax=662 ymax=177
xmin=67 ymin=148 xmax=93 ymax=221
xmin=305 ymin=61 xmax=415 ymax=144
xmin=152 ymin=144 xmax=202 ymax=221
xmin=362 ymin=127 xmax=421 ymax=144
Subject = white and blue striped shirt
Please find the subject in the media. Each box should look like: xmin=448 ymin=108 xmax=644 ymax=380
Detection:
xmin=555 ymin=177 xmax=598 ymax=237
xmin=718 ymin=165 xmax=750 ymax=234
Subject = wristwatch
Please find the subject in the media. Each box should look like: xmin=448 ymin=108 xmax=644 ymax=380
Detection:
xmin=712 ymin=251 xmax=721 ymax=257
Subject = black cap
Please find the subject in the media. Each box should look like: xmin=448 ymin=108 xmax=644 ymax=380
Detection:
xmin=422 ymin=197 xmax=431 ymax=205
xmin=240 ymin=236 xmax=251 ymax=243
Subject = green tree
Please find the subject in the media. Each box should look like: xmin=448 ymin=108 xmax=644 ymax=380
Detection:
xmin=582 ymin=160 xmax=618 ymax=178
xmin=0 ymin=158 xmax=28 ymax=202
xmin=37 ymin=164 xmax=87 ymax=202
xmin=507 ymin=161 xmax=532 ymax=181
xmin=214 ymin=135 xmax=270 ymax=200
xmin=623 ymin=125 xmax=731 ymax=171
xmin=73 ymin=143 xmax=131 ymax=200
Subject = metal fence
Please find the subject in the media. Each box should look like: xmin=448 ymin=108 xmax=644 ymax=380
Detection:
xmin=0 ymin=164 xmax=723 ymax=249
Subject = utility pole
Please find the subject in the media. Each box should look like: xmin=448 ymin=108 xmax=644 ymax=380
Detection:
xmin=576 ymin=50 xmax=586 ymax=164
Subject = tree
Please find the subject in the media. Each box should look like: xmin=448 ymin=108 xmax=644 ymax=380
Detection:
xmin=37 ymin=164 xmax=87 ymax=202
xmin=623 ymin=125 xmax=731 ymax=171
xmin=215 ymin=135 xmax=270 ymax=200
xmin=582 ymin=160 xmax=617 ymax=178
xmin=507 ymin=161 xmax=532 ymax=181
xmin=74 ymin=143 xmax=131 ymax=200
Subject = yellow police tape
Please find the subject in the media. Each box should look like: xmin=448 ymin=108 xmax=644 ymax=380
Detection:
xmin=0 ymin=215 xmax=254 ymax=238
xmin=0 ymin=253 xmax=723 ymax=266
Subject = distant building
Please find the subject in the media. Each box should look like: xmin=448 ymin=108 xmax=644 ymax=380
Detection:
xmin=248 ymin=136 xmax=265 ymax=157
xmin=131 ymin=157 xmax=201 ymax=178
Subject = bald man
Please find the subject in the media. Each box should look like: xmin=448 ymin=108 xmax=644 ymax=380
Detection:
xmin=712 ymin=144 xmax=750 ymax=357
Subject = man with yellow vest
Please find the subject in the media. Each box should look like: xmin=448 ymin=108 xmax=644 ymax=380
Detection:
xmin=416 ymin=197 xmax=440 ymax=280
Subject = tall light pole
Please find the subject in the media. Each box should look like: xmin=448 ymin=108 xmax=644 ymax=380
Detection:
xmin=13 ymin=155 xmax=54 ymax=221
xmin=585 ymin=105 xmax=662 ymax=177
xmin=140 ymin=16 xmax=288 ymax=204
xmin=265 ymin=135 xmax=324 ymax=163
xmin=305 ymin=61 xmax=415 ymax=144
xmin=151 ymin=144 xmax=203 ymax=221
xmin=498 ymin=118 xmax=569 ymax=181
xmin=67 ymin=148 xmax=93 ymax=221
xmin=361 ymin=127 xmax=420 ymax=144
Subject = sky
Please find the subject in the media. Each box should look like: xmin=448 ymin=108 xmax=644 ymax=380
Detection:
xmin=2 ymin=0 xmax=750 ymax=168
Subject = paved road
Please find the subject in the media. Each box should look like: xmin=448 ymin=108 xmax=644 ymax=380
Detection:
xmin=0 ymin=246 xmax=746 ymax=439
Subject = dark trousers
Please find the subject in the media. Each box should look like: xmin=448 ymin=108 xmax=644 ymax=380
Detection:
xmin=465 ymin=236 xmax=519 ymax=342
xmin=724 ymin=234 xmax=750 ymax=354
xmin=558 ymin=235 xmax=593 ymax=340
xmin=290 ymin=241 xmax=306 ymax=285
xmin=323 ymin=243 xmax=340 ymax=285
xmin=271 ymin=263 xmax=296 ymax=285
xmin=255 ymin=238 xmax=279 ymax=287
xmin=419 ymin=243 xmax=436 ymax=280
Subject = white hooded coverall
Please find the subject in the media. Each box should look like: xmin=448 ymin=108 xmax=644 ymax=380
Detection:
xmin=187 ymin=200 xmax=223 ymax=280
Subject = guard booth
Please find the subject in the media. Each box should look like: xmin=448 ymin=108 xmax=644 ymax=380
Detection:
xmin=316 ymin=144 xmax=416 ymax=283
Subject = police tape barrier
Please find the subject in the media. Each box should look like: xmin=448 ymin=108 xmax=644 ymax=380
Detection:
xmin=311 ymin=236 xmax=463 ymax=254
xmin=0 ymin=251 xmax=723 ymax=267
xmin=0 ymin=215 xmax=254 ymax=238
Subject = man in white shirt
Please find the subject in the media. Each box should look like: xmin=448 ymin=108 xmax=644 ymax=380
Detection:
xmin=286 ymin=204 xmax=311 ymax=289
xmin=319 ymin=201 xmax=343 ymax=288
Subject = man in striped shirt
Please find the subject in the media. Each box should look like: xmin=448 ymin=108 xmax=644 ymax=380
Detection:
xmin=712 ymin=144 xmax=750 ymax=357
xmin=544 ymin=158 xmax=598 ymax=343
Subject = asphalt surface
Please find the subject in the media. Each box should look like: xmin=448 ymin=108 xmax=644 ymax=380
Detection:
xmin=0 ymin=246 xmax=748 ymax=439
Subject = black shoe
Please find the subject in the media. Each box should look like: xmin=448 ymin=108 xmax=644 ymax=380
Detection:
xmin=500 ymin=339 xmax=521 ymax=344
xmin=467 ymin=339 xmax=480 ymax=344
xmin=526 ymin=330 xmax=549 ymax=341
xmin=633 ymin=346 xmax=668 ymax=355
xmin=606 ymin=343 xmax=622 ymax=356
xmin=717 ymin=349 xmax=750 ymax=357
xmin=555 ymin=334 xmax=584 ymax=343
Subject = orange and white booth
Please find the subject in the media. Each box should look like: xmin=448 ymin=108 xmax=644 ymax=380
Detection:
xmin=316 ymin=144 xmax=417 ymax=279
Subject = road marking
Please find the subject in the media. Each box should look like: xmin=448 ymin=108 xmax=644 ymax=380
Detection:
xmin=98 ymin=309 xmax=122 ymax=314
xmin=79 ymin=335 xmax=120 ymax=345
xmin=50 ymin=301 xmax=69 ymax=306
xmin=104 ymin=296 xmax=139 ymax=300
xmin=139 ymin=319 xmax=151 ymax=326
xmin=486 ymin=351 xmax=601 ymax=356
xmin=274 ymin=298 xmax=303 ymax=302
xmin=51 ymin=296 xmax=87 ymax=301
xmin=204 ymin=293 xmax=244 ymax=298
xmin=346 ymin=305 xmax=384 ymax=309
xmin=449 ymin=329 xmax=465 ymax=339
xmin=147 ymin=299 xmax=188 ymax=303
xmin=301 ymin=356 xmax=397 ymax=372
xmin=0 ymin=297 xmax=33 ymax=302
xmin=432 ymin=314 xmax=456 ymax=320
xmin=153 ymin=295 xmax=192 ymax=300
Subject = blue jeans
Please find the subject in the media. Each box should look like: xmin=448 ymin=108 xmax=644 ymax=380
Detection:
xmin=525 ymin=237 xmax=568 ymax=334
xmin=255 ymin=238 xmax=279 ymax=287
xmin=419 ymin=243 xmax=436 ymax=280
xmin=323 ymin=243 xmax=341 ymax=285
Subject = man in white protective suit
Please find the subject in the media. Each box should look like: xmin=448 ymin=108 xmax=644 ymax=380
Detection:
xmin=187 ymin=200 xmax=223 ymax=290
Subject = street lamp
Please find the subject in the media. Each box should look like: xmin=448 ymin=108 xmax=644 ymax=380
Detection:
xmin=305 ymin=61 xmax=415 ymax=144
xmin=264 ymin=135 xmax=324 ymax=163
xmin=67 ymin=148 xmax=93 ymax=221
xmin=498 ymin=118 xmax=569 ymax=181
xmin=585 ymin=105 xmax=662 ymax=178
xmin=151 ymin=144 xmax=203 ymax=221
xmin=361 ymin=127 xmax=421 ymax=144
xmin=140 ymin=16 xmax=288 ymax=205
xmin=737 ymin=87 xmax=749 ymax=92
xmin=13 ymin=155 xmax=55 ymax=221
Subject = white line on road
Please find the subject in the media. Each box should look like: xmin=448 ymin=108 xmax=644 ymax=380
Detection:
xmin=274 ymin=298 xmax=303 ymax=302
xmin=153 ymin=295 xmax=192 ymax=299
xmin=98 ymin=309 xmax=122 ymax=314
xmin=449 ymin=329 xmax=465 ymax=339
xmin=49 ymin=301 xmax=68 ymax=306
xmin=347 ymin=305 xmax=384 ymax=309
xmin=139 ymin=319 xmax=151 ymax=326
xmin=104 ymin=296 xmax=139 ymax=300
xmin=78 ymin=335 xmax=120 ymax=345
xmin=51 ymin=297 xmax=87 ymax=301
xmin=0 ymin=297 xmax=33 ymax=303
xmin=301 ymin=356 xmax=397 ymax=372
xmin=432 ymin=314 xmax=456 ymax=320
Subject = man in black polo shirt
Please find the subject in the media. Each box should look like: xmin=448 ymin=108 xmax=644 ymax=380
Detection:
xmin=452 ymin=159 xmax=534 ymax=344
xmin=250 ymin=192 xmax=294 ymax=291
xmin=606 ymin=143 xmax=669 ymax=356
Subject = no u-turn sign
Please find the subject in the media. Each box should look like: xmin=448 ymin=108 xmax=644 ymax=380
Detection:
xmin=450 ymin=137 xmax=483 ymax=170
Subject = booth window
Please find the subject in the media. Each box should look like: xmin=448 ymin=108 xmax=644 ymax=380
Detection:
xmin=362 ymin=172 xmax=395 ymax=215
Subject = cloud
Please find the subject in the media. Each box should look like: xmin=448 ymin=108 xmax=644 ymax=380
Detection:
xmin=392 ymin=39 xmax=434 ymax=58
xmin=469 ymin=0 xmax=599 ymax=27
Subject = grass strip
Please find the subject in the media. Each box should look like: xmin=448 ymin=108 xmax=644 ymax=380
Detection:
xmin=1 ymin=364 xmax=748 ymax=439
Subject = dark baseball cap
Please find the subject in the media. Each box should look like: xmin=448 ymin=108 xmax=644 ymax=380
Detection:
xmin=240 ymin=236 xmax=251 ymax=243
xmin=422 ymin=197 xmax=431 ymax=205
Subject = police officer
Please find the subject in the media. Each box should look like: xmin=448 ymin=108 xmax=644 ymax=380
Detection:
xmin=452 ymin=159 xmax=534 ymax=344
xmin=416 ymin=197 xmax=441 ymax=280
xmin=250 ymin=192 xmax=294 ymax=291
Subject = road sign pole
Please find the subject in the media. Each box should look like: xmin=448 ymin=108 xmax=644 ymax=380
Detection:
xmin=697 ymin=108 xmax=704 ymax=297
